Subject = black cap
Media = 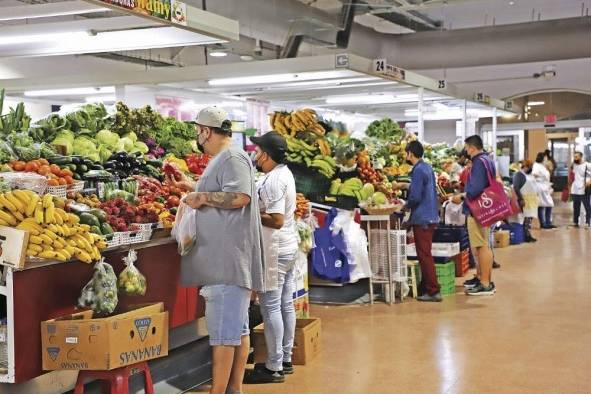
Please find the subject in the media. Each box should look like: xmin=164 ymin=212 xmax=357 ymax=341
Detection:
xmin=251 ymin=131 xmax=287 ymax=164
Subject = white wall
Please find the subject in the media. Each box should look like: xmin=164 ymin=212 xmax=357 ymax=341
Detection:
xmin=423 ymin=120 xmax=457 ymax=145
xmin=2 ymin=97 xmax=52 ymax=122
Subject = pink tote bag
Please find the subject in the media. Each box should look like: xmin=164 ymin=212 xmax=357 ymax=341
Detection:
xmin=466 ymin=157 xmax=513 ymax=226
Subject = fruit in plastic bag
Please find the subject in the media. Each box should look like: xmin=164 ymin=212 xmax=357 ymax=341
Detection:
xmin=171 ymin=201 xmax=197 ymax=256
xmin=118 ymin=250 xmax=147 ymax=296
xmin=77 ymin=258 xmax=118 ymax=315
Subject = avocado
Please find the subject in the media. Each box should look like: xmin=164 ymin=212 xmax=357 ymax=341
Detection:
xmin=89 ymin=208 xmax=107 ymax=223
xmin=90 ymin=226 xmax=102 ymax=235
xmin=79 ymin=212 xmax=100 ymax=228
xmin=100 ymin=222 xmax=114 ymax=235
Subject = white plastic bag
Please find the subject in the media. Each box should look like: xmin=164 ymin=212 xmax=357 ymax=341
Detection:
xmin=444 ymin=200 xmax=466 ymax=226
xmin=172 ymin=201 xmax=197 ymax=256
xmin=77 ymin=258 xmax=118 ymax=315
xmin=261 ymin=226 xmax=279 ymax=292
xmin=118 ymin=250 xmax=147 ymax=296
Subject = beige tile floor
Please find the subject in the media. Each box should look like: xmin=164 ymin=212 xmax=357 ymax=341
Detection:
xmin=191 ymin=216 xmax=591 ymax=393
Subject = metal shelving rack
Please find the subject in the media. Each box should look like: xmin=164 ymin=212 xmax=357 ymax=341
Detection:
xmin=0 ymin=265 xmax=15 ymax=383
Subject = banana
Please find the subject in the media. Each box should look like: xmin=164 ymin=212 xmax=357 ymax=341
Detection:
xmin=43 ymin=229 xmax=58 ymax=240
xmin=54 ymin=251 xmax=69 ymax=262
xmin=44 ymin=204 xmax=55 ymax=225
xmin=39 ymin=234 xmax=53 ymax=245
xmin=96 ymin=241 xmax=107 ymax=250
xmin=76 ymin=250 xmax=92 ymax=264
xmin=53 ymin=210 xmax=63 ymax=225
xmin=34 ymin=202 xmax=44 ymax=225
xmin=0 ymin=210 xmax=17 ymax=226
xmin=58 ymin=248 xmax=72 ymax=260
xmin=25 ymin=193 xmax=40 ymax=217
xmin=16 ymin=222 xmax=40 ymax=236
xmin=47 ymin=224 xmax=61 ymax=236
xmin=67 ymin=213 xmax=80 ymax=225
xmin=13 ymin=210 xmax=24 ymax=222
xmin=67 ymin=239 xmax=78 ymax=247
xmin=5 ymin=192 xmax=25 ymax=214
xmin=28 ymin=244 xmax=43 ymax=253
xmin=53 ymin=237 xmax=67 ymax=249
xmin=73 ymin=234 xmax=92 ymax=252
xmin=52 ymin=197 xmax=65 ymax=209
xmin=0 ymin=218 xmax=8 ymax=226
xmin=29 ymin=235 xmax=43 ymax=245
xmin=55 ymin=208 xmax=68 ymax=222
xmin=60 ymin=225 xmax=71 ymax=237
xmin=26 ymin=249 xmax=39 ymax=257
xmin=13 ymin=190 xmax=32 ymax=206
xmin=0 ymin=194 xmax=17 ymax=213
xmin=79 ymin=224 xmax=90 ymax=232
xmin=39 ymin=250 xmax=57 ymax=259
xmin=81 ymin=232 xmax=94 ymax=244
xmin=65 ymin=246 xmax=78 ymax=256
xmin=42 ymin=194 xmax=53 ymax=209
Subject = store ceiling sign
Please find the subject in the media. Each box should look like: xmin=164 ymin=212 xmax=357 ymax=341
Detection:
xmin=474 ymin=92 xmax=491 ymax=105
xmin=335 ymin=54 xmax=350 ymax=68
xmin=95 ymin=0 xmax=177 ymax=21
xmin=372 ymin=59 xmax=406 ymax=81
xmin=544 ymin=114 xmax=557 ymax=127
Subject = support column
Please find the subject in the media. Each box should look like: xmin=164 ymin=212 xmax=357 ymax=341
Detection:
xmin=417 ymin=87 xmax=425 ymax=141
xmin=492 ymin=107 xmax=498 ymax=159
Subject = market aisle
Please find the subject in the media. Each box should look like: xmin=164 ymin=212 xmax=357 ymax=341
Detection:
xmin=192 ymin=224 xmax=591 ymax=394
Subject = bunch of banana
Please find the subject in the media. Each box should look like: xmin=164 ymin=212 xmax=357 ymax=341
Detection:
xmin=316 ymin=138 xmax=332 ymax=156
xmin=329 ymin=178 xmax=364 ymax=200
xmin=285 ymin=135 xmax=319 ymax=165
xmin=309 ymin=155 xmax=336 ymax=179
xmin=270 ymin=108 xmax=326 ymax=137
xmin=0 ymin=190 xmax=106 ymax=263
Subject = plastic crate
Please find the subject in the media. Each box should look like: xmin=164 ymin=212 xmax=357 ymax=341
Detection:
xmin=105 ymin=233 xmax=121 ymax=248
xmin=440 ymin=282 xmax=456 ymax=296
xmin=130 ymin=222 xmax=162 ymax=231
xmin=68 ymin=180 xmax=85 ymax=193
xmin=453 ymin=250 xmax=470 ymax=277
xmin=46 ymin=185 xmax=67 ymax=198
xmin=119 ymin=230 xmax=152 ymax=245
xmin=435 ymin=261 xmax=456 ymax=278
xmin=407 ymin=243 xmax=460 ymax=259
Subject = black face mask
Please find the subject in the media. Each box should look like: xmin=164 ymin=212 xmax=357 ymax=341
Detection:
xmin=574 ymin=159 xmax=582 ymax=165
xmin=525 ymin=168 xmax=533 ymax=174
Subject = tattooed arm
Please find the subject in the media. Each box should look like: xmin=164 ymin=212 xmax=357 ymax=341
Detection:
xmin=184 ymin=192 xmax=251 ymax=210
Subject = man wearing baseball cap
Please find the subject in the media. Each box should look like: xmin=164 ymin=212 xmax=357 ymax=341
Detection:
xmin=170 ymin=107 xmax=265 ymax=394
xmin=244 ymin=131 xmax=299 ymax=384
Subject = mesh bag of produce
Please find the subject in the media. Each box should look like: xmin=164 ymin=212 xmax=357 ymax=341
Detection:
xmin=118 ymin=250 xmax=147 ymax=296
xmin=171 ymin=201 xmax=197 ymax=256
xmin=77 ymin=258 xmax=118 ymax=315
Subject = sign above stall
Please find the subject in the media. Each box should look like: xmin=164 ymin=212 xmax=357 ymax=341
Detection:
xmin=474 ymin=92 xmax=491 ymax=105
xmin=94 ymin=0 xmax=187 ymax=23
xmin=372 ymin=59 xmax=406 ymax=81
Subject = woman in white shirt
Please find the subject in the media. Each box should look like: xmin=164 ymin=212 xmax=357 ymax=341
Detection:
xmin=570 ymin=151 xmax=591 ymax=228
xmin=532 ymin=152 xmax=555 ymax=229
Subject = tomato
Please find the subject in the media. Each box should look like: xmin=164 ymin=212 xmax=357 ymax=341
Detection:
xmin=38 ymin=165 xmax=51 ymax=176
xmin=25 ymin=162 xmax=39 ymax=173
xmin=61 ymin=168 xmax=73 ymax=177
xmin=47 ymin=179 xmax=60 ymax=186
xmin=13 ymin=161 xmax=26 ymax=171
xmin=38 ymin=159 xmax=49 ymax=166
xmin=64 ymin=175 xmax=74 ymax=185
xmin=58 ymin=178 xmax=67 ymax=186
xmin=50 ymin=164 xmax=61 ymax=175
xmin=167 ymin=195 xmax=180 ymax=207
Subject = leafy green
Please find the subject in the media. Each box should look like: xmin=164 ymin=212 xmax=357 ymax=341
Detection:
xmin=73 ymin=136 xmax=98 ymax=159
xmin=98 ymin=144 xmax=113 ymax=163
xmin=0 ymin=141 xmax=16 ymax=164
xmin=366 ymin=118 xmax=405 ymax=141
xmin=96 ymin=129 xmax=120 ymax=150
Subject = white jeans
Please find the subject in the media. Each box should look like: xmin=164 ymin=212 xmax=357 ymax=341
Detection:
xmin=258 ymin=264 xmax=296 ymax=372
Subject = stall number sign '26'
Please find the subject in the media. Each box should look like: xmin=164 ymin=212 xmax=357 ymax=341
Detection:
xmin=97 ymin=0 xmax=180 ymax=21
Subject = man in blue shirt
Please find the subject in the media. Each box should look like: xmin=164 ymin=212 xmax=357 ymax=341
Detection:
xmin=405 ymin=141 xmax=442 ymax=302
xmin=452 ymin=135 xmax=496 ymax=296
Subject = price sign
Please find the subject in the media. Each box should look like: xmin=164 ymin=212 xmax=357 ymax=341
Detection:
xmin=474 ymin=92 xmax=491 ymax=104
xmin=385 ymin=65 xmax=406 ymax=81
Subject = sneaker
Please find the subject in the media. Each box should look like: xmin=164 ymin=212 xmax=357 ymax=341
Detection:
xmin=492 ymin=261 xmax=501 ymax=269
xmin=243 ymin=364 xmax=285 ymax=384
xmin=282 ymin=362 xmax=294 ymax=375
xmin=465 ymin=283 xmax=496 ymax=296
xmin=463 ymin=276 xmax=480 ymax=288
xmin=417 ymin=292 xmax=443 ymax=302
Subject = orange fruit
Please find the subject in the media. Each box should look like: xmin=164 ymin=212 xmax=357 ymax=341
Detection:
xmin=47 ymin=179 xmax=60 ymax=186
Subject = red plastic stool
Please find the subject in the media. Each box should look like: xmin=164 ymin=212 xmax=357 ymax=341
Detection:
xmin=74 ymin=362 xmax=154 ymax=394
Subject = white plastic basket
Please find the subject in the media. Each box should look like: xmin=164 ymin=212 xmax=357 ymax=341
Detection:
xmin=119 ymin=230 xmax=152 ymax=245
xmin=406 ymin=242 xmax=460 ymax=258
xmin=105 ymin=233 xmax=121 ymax=248
xmin=368 ymin=229 xmax=407 ymax=282
xmin=68 ymin=181 xmax=85 ymax=193
xmin=130 ymin=222 xmax=162 ymax=231
xmin=46 ymin=185 xmax=67 ymax=199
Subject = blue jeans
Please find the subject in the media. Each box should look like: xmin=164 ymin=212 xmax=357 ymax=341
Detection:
xmin=258 ymin=265 xmax=296 ymax=372
xmin=538 ymin=207 xmax=553 ymax=227
xmin=201 ymin=284 xmax=251 ymax=346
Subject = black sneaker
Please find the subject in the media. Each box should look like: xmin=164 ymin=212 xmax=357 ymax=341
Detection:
xmin=493 ymin=261 xmax=501 ymax=269
xmin=417 ymin=292 xmax=443 ymax=302
xmin=463 ymin=276 xmax=480 ymax=288
xmin=282 ymin=362 xmax=294 ymax=375
xmin=243 ymin=364 xmax=285 ymax=384
xmin=465 ymin=283 xmax=496 ymax=296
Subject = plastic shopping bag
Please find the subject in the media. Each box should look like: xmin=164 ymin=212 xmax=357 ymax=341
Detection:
xmin=118 ymin=250 xmax=147 ymax=296
xmin=443 ymin=200 xmax=466 ymax=226
xmin=77 ymin=258 xmax=118 ymax=315
xmin=171 ymin=201 xmax=197 ymax=256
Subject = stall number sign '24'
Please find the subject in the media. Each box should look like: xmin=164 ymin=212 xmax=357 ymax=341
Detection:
xmin=98 ymin=0 xmax=187 ymax=24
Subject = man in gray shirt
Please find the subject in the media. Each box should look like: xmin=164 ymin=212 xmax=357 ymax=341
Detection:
xmin=168 ymin=107 xmax=264 ymax=394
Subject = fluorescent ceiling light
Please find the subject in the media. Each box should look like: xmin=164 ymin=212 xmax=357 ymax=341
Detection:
xmin=326 ymin=94 xmax=396 ymax=105
xmin=85 ymin=95 xmax=116 ymax=103
xmin=208 ymin=71 xmax=357 ymax=86
xmin=279 ymin=77 xmax=377 ymax=88
xmin=527 ymin=101 xmax=545 ymax=106
xmin=25 ymin=87 xmax=115 ymax=97
xmin=209 ymin=51 xmax=228 ymax=57
xmin=0 ymin=31 xmax=88 ymax=46
xmin=395 ymin=94 xmax=419 ymax=100
xmin=0 ymin=2 xmax=108 ymax=22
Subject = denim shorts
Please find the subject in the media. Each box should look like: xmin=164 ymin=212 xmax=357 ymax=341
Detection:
xmin=200 ymin=284 xmax=251 ymax=346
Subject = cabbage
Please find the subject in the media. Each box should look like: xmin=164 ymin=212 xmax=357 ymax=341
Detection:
xmin=132 ymin=141 xmax=149 ymax=154
xmin=99 ymin=144 xmax=113 ymax=163
xmin=120 ymin=137 xmax=134 ymax=152
xmin=96 ymin=129 xmax=120 ymax=150
xmin=123 ymin=132 xmax=138 ymax=143
xmin=115 ymin=139 xmax=126 ymax=152
xmin=73 ymin=136 xmax=98 ymax=157
xmin=52 ymin=137 xmax=74 ymax=155
xmin=55 ymin=130 xmax=75 ymax=144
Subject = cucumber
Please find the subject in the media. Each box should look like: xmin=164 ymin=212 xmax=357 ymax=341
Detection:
xmin=48 ymin=156 xmax=73 ymax=165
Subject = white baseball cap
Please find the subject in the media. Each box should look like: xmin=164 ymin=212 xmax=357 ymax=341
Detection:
xmin=196 ymin=106 xmax=229 ymax=128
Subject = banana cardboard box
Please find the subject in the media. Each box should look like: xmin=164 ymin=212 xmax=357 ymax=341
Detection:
xmin=41 ymin=303 xmax=168 ymax=371
xmin=0 ymin=225 xmax=29 ymax=268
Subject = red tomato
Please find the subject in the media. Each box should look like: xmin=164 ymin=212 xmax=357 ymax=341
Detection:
xmin=167 ymin=195 xmax=180 ymax=207
xmin=25 ymin=162 xmax=39 ymax=173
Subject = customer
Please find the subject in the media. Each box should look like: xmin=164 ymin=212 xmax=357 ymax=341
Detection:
xmin=452 ymin=135 xmax=496 ymax=296
xmin=512 ymin=159 xmax=539 ymax=242
xmin=543 ymin=149 xmax=557 ymax=177
xmin=570 ymin=151 xmax=591 ymax=228
xmin=246 ymin=131 xmax=299 ymax=383
xmin=169 ymin=107 xmax=265 ymax=394
xmin=458 ymin=150 xmax=472 ymax=190
xmin=404 ymin=141 xmax=442 ymax=302
xmin=533 ymin=152 xmax=556 ymax=229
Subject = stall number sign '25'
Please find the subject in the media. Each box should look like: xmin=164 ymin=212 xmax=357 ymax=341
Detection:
xmin=97 ymin=0 xmax=186 ymax=22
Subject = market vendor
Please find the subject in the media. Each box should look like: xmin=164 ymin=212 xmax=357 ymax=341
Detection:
xmin=167 ymin=107 xmax=265 ymax=394
xmin=245 ymin=131 xmax=299 ymax=384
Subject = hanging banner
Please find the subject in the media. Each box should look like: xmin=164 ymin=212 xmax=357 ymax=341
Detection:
xmin=95 ymin=0 xmax=177 ymax=21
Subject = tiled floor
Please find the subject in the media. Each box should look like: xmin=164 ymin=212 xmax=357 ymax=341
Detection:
xmin=191 ymin=215 xmax=591 ymax=393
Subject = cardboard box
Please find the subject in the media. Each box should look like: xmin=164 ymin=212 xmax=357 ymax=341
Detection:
xmin=41 ymin=303 xmax=169 ymax=371
xmin=494 ymin=230 xmax=510 ymax=248
xmin=253 ymin=318 xmax=321 ymax=365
